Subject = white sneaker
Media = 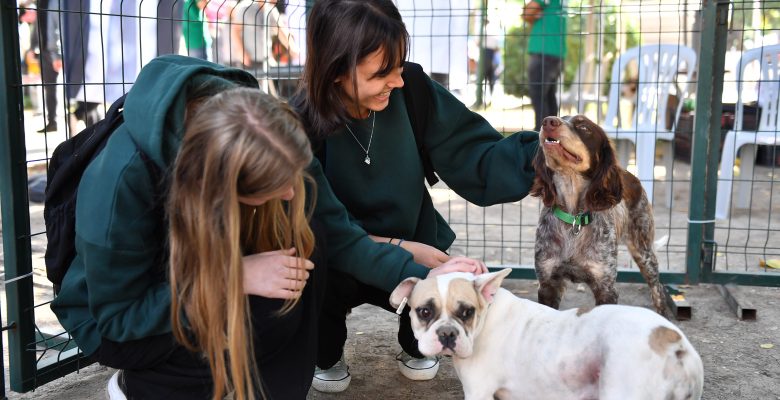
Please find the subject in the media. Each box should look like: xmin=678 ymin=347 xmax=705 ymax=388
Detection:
xmin=395 ymin=351 xmax=440 ymax=381
xmin=311 ymin=356 xmax=351 ymax=393
xmin=105 ymin=370 xmax=127 ymax=400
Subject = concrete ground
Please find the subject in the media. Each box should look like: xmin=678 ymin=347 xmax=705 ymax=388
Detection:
xmin=5 ymin=279 xmax=779 ymax=400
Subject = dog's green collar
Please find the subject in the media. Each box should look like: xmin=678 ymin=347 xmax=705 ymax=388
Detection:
xmin=552 ymin=205 xmax=592 ymax=235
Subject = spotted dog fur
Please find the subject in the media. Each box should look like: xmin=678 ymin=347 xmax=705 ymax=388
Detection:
xmin=531 ymin=115 xmax=667 ymax=314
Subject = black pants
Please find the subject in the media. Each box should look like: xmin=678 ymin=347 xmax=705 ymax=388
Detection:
xmin=481 ymin=47 xmax=498 ymax=95
xmin=40 ymin=52 xmax=59 ymax=125
xmin=37 ymin=1 xmax=59 ymax=125
xmin=316 ymin=269 xmax=423 ymax=369
xmin=95 ymin=222 xmax=328 ymax=400
xmin=528 ymin=53 xmax=563 ymax=131
xmin=95 ymin=334 xmax=212 ymax=399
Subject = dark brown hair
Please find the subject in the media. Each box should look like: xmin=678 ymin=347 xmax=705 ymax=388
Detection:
xmin=290 ymin=0 xmax=409 ymax=140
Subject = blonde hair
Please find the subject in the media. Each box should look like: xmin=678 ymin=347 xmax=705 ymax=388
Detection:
xmin=169 ymin=87 xmax=314 ymax=400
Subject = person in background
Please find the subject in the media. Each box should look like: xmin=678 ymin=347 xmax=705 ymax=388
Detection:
xmin=290 ymin=0 xmax=538 ymax=393
xmin=203 ymin=0 xmax=234 ymax=64
xmin=230 ymin=0 xmax=300 ymax=97
xmin=396 ymin=0 xmax=471 ymax=93
xmin=59 ymin=0 xmax=158 ymax=130
xmin=230 ymin=0 xmax=299 ymax=78
xmin=524 ymin=0 xmax=567 ymax=131
xmin=182 ymin=0 xmax=208 ymax=60
xmin=157 ymin=0 xmax=184 ymax=57
xmin=35 ymin=0 xmax=62 ymax=133
xmin=481 ymin=16 xmax=503 ymax=105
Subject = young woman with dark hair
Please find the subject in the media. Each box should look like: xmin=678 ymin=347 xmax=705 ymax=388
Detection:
xmin=291 ymin=0 xmax=539 ymax=393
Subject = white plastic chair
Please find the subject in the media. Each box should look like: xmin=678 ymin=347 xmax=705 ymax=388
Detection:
xmin=715 ymin=45 xmax=780 ymax=219
xmin=603 ymin=44 xmax=697 ymax=207
xmin=559 ymin=58 xmax=608 ymax=120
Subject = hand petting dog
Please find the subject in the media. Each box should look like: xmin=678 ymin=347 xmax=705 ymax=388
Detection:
xmin=368 ymin=234 xmax=486 ymax=272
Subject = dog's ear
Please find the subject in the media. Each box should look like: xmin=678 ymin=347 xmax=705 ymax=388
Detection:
xmin=585 ymin=134 xmax=623 ymax=211
xmin=474 ymin=268 xmax=512 ymax=304
xmin=390 ymin=277 xmax=420 ymax=308
xmin=530 ymin=147 xmax=557 ymax=207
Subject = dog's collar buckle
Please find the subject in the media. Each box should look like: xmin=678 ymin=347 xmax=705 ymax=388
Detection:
xmin=552 ymin=206 xmax=592 ymax=235
xmin=572 ymin=219 xmax=583 ymax=235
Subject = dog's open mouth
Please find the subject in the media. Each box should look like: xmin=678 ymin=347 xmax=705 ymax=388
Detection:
xmin=543 ymin=135 xmax=582 ymax=163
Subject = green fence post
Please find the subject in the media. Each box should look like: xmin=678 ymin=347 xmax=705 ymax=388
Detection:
xmin=686 ymin=0 xmax=729 ymax=285
xmin=0 ymin=0 xmax=38 ymax=393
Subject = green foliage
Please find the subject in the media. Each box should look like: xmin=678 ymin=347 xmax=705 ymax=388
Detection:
xmin=502 ymin=0 xmax=639 ymax=99
xmin=502 ymin=24 xmax=533 ymax=98
xmin=727 ymin=1 xmax=780 ymax=50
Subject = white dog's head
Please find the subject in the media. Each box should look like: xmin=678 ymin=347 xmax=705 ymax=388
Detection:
xmin=389 ymin=268 xmax=512 ymax=358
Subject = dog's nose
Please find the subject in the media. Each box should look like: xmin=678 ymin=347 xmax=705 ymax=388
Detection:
xmin=542 ymin=116 xmax=561 ymax=130
xmin=437 ymin=326 xmax=458 ymax=350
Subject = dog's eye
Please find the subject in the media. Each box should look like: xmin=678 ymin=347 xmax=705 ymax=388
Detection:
xmin=577 ymin=125 xmax=590 ymax=134
xmin=459 ymin=307 xmax=475 ymax=321
xmin=416 ymin=307 xmax=433 ymax=321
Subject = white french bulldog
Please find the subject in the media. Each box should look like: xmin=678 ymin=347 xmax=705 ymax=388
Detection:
xmin=390 ymin=268 xmax=704 ymax=400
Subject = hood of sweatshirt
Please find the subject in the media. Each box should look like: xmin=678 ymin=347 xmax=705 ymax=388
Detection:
xmin=122 ymin=54 xmax=260 ymax=169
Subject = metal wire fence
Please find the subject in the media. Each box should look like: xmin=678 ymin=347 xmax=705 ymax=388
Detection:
xmin=1 ymin=0 xmax=779 ymax=395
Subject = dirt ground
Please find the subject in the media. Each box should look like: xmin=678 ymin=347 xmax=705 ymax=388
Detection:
xmin=4 ymin=279 xmax=778 ymax=400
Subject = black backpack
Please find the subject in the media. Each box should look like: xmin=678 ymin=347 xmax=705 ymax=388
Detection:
xmin=400 ymin=62 xmax=439 ymax=186
xmin=43 ymin=95 xmax=128 ymax=291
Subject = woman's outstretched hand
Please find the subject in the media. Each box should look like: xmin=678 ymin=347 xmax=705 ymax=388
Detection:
xmin=367 ymin=235 xmax=449 ymax=268
xmin=399 ymin=241 xmax=450 ymax=268
xmin=427 ymin=256 xmax=488 ymax=278
xmin=243 ymin=248 xmax=314 ymax=299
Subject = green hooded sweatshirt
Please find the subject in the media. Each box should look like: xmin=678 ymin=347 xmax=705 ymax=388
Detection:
xmin=307 ymin=69 xmax=539 ymax=292
xmin=50 ymin=55 xmax=260 ymax=355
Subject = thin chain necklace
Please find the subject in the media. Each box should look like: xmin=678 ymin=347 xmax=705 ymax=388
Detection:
xmin=344 ymin=110 xmax=376 ymax=165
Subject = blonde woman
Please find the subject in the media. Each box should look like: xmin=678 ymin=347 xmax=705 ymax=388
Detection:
xmin=51 ymin=55 xmax=323 ymax=399
xmin=168 ymin=84 xmax=321 ymax=400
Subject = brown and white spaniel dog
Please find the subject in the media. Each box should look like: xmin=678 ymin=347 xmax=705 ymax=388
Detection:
xmin=531 ymin=115 xmax=667 ymax=315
